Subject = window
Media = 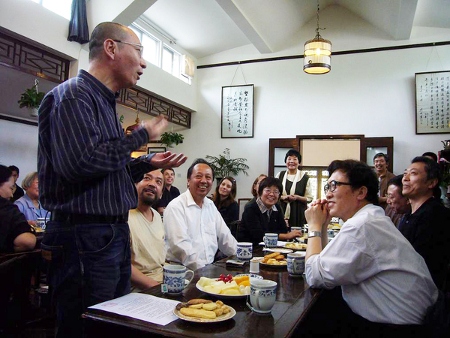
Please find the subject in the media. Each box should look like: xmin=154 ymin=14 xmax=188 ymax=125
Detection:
xmin=162 ymin=45 xmax=180 ymax=76
xmin=303 ymin=167 xmax=329 ymax=201
xmin=31 ymin=0 xmax=72 ymax=20
xmin=131 ymin=20 xmax=191 ymax=84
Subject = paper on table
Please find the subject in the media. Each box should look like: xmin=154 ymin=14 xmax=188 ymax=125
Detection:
xmin=88 ymin=293 xmax=179 ymax=326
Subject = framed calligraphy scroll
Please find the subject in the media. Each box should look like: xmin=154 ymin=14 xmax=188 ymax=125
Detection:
xmin=221 ymin=84 xmax=254 ymax=138
xmin=415 ymin=71 xmax=450 ymax=134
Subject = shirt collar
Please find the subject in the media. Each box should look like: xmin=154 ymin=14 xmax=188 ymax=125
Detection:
xmin=256 ymin=197 xmax=277 ymax=214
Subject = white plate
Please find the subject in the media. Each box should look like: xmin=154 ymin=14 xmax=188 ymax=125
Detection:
xmin=173 ymin=306 xmax=236 ymax=323
xmin=283 ymin=243 xmax=307 ymax=251
xmin=259 ymin=259 xmax=287 ymax=268
xmin=196 ymin=274 xmax=261 ymax=299
xmin=263 ymin=248 xmax=293 ymax=254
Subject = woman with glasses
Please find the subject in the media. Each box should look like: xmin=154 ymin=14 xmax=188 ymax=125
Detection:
xmin=237 ymin=177 xmax=302 ymax=246
xmin=276 ymin=149 xmax=313 ymax=228
xmin=212 ymin=177 xmax=239 ymax=229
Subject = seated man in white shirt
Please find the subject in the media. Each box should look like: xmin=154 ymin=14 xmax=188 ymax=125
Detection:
xmin=129 ymin=169 xmax=166 ymax=292
xmin=303 ymin=159 xmax=438 ymax=337
xmin=164 ymin=158 xmax=237 ymax=271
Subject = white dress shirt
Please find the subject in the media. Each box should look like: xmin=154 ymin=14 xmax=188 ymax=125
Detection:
xmin=164 ymin=190 xmax=237 ymax=271
xmin=305 ymin=204 xmax=438 ymax=325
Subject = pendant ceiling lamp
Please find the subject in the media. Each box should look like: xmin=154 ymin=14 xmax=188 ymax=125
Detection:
xmin=303 ymin=0 xmax=332 ymax=74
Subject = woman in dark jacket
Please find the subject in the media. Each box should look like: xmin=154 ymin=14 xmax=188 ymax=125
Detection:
xmin=0 ymin=165 xmax=36 ymax=253
xmin=237 ymin=177 xmax=301 ymax=246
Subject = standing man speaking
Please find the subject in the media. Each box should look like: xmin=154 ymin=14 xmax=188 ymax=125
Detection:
xmin=38 ymin=22 xmax=186 ymax=337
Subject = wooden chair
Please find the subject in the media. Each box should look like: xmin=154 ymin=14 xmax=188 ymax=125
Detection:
xmin=0 ymin=250 xmax=42 ymax=331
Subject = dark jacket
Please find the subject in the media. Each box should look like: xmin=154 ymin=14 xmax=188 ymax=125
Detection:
xmin=0 ymin=197 xmax=33 ymax=253
xmin=398 ymin=197 xmax=450 ymax=290
xmin=237 ymin=200 xmax=287 ymax=246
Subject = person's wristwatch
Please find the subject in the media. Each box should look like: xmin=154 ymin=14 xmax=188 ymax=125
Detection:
xmin=308 ymin=231 xmax=322 ymax=238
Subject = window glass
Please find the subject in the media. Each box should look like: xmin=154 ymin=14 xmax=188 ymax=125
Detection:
xmin=162 ymin=46 xmax=174 ymax=73
xmin=142 ymin=34 xmax=159 ymax=66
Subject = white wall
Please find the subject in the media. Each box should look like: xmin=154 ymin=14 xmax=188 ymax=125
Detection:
xmin=0 ymin=120 xmax=38 ymax=187
xmin=173 ymin=44 xmax=450 ymax=200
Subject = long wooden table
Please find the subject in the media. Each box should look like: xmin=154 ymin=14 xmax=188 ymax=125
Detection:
xmin=83 ymin=248 xmax=321 ymax=338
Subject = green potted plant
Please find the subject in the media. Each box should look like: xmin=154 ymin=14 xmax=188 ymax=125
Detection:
xmin=160 ymin=132 xmax=184 ymax=148
xmin=206 ymin=148 xmax=249 ymax=180
xmin=18 ymin=81 xmax=46 ymax=117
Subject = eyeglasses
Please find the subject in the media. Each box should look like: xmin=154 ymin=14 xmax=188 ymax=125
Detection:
xmin=263 ymin=188 xmax=280 ymax=196
xmin=113 ymin=40 xmax=144 ymax=57
xmin=324 ymin=180 xmax=352 ymax=194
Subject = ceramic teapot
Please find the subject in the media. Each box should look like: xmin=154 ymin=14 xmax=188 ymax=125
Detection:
xmin=442 ymin=140 xmax=450 ymax=150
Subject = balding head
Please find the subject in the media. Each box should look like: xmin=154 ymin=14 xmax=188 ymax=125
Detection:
xmin=89 ymin=22 xmax=131 ymax=61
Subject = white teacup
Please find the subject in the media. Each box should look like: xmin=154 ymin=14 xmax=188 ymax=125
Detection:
xmin=248 ymin=279 xmax=277 ymax=314
xmin=237 ymin=242 xmax=253 ymax=261
xmin=36 ymin=217 xmax=47 ymax=231
xmin=163 ymin=264 xmax=194 ymax=294
xmin=263 ymin=233 xmax=278 ymax=248
xmin=287 ymin=252 xmax=305 ymax=277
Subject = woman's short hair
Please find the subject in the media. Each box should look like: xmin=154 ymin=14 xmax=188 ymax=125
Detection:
xmin=258 ymin=177 xmax=283 ymax=197
xmin=284 ymin=149 xmax=302 ymax=163
xmin=0 ymin=165 xmax=12 ymax=185
xmin=21 ymin=172 xmax=38 ymax=190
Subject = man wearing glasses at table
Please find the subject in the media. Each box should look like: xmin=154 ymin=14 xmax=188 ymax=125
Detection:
xmin=303 ymin=160 xmax=437 ymax=338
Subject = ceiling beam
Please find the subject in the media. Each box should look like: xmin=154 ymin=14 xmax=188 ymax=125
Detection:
xmin=215 ymin=0 xmax=272 ymax=53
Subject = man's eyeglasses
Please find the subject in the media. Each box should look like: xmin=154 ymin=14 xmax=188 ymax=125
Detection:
xmin=263 ymin=188 xmax=280 ymax=196
xmin=324 ymin=180 xmax=352 ymax=194
xmin=113 ymin=40 xmax=144 ymax=57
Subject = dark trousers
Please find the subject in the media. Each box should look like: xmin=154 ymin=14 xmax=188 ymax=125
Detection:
xmin=296 ymin=287 xmax=427 ymax=338
xmin=41 ymin=221 xmax=131 ymax=338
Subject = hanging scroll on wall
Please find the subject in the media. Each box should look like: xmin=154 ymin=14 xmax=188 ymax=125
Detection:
xmin=415 ymin=71 xmax=450 ymax=134
xmin=221 ymin=84 xmax=254 ymax=138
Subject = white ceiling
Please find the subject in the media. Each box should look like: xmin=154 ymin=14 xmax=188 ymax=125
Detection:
xmin=2 ymin=0 xmax=449 ymax=123
xmin=142 ymin=0 xmax=450 ymax=60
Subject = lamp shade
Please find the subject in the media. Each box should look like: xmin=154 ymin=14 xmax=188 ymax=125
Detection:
xmin=126 ymin=115 xmax=140 ymax=135
xmin=303 ymin=36 xmax=332 ymax=74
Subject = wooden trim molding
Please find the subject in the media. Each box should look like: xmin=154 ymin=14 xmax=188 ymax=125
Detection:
xmin=0 ymin=28 xmax=70 ymax=84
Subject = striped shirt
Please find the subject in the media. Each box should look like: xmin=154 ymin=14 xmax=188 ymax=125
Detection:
xmin=38 ymin=70 xmax=151 ymax=216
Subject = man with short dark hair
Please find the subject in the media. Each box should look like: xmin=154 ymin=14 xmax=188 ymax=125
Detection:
xmin=373 ymin=153 xmax=395 ymax=209
xmin=129 ymin=169 xmax=166 ymax=292
xmin=164 ymin=159 xmax=237 ymax=270
xmin=304 ymin=159 xmax=437 ymax=337
xmin=399 ymin=156 xmax=450 ymax=290
xmin=8 ymin=165 xmax=24 ymax=202
xmin=156 ymin=168 xmax=180 ymax=216
xmin=385 ymin=174 xmax=411 ymax=227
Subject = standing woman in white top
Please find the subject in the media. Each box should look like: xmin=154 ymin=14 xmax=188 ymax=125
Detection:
xmin=276 ymin=149 xmax=313 ymax=228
